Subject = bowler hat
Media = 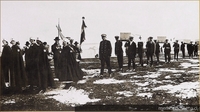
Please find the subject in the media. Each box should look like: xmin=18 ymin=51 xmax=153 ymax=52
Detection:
xmin=25 ymin=41 xmax=30 ymax=45
xmin=101 ymin=34 xmax=107 ymax=37
xmin=74 ymin=41 xmax=78 ymax=45
xmin=54 ymin=37 xmax=60 ymax=41
xmin=115 ymin=36 xmax=119 ymax=39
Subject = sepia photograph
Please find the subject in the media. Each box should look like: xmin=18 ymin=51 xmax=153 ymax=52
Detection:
xmin=0 ymin=0 xmax=199 ymax=111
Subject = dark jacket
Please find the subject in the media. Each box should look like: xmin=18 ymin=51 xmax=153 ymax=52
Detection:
xmin=181 ymin=43 xmax=185 ymax=51
xmin=115 ymin=40 xmax=123 ymax=55
xmin=51 ymin=43 xmax=62 ymax=60
xmin=126 ymin=41 xmax=137 ymax=58
xmin=173 ymin=43 xmax=180 ymax=51
xmin=163 ymin=43 xmax=171 ymax=53
xmin=99 ymin=40 xmax=112 ymax=59
xmin=146 ymin=41 xmax=155 ymax=55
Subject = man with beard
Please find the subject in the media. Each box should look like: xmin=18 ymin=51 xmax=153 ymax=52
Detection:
xmin=1 ymin=39 xmax=12 ymax=94
xmin=114 ymin=36 xmax=123 ymax=71
xmin=126 ymin=36 xmax=137 ymax=71
xmin=99 ymin=34 xmax=112 ymax=76
xmin=51 ymin=37 xmax=62 ymax=79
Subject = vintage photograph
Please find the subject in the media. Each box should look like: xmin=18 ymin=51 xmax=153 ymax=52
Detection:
xmin=0 ymin=1 xmax=199 ymax=111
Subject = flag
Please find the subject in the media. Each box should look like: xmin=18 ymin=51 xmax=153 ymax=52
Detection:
xmin=56 ymin=24 xmax=69 ymax=41
xmin=80 ymin=18 xmax=87 ymax=45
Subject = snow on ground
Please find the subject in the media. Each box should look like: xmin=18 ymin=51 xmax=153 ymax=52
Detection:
xmin=135 ymin=82 xmax=149 ymax=87
xmin=153 ymin=82 xmax=199 ymax=98
xmin=143 ymin=72 xmax=162 ymax=78
xmin=77 ymin=79 xmax=87 ymax=84
xmin=93 ymin=78 xmax=126 ymax=84
xmin=184 ymin=59 xmax=199 ymax=63
xmin=165 ymin=76 xmax=171 ymax=79
xmin=188 ymin=70 xmax=199 ymax=73
xmin=180 ymin=62 xmax=199 ymax=68
xmin=116 ymin=91 xmax=133 ymax=97
xmin=137 ymin=93 xmax=153 ymax=98
xmin=44 ymin=86 xmax=100 ymax=107
xmin=158 ymin=68 xmax=185 ymax=73
xmin=120 ymin=72 xmax=136 ymax=76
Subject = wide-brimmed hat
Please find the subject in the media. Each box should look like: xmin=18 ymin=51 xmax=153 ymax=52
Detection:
xmin=54 ymin=37 xmax=60 ymax=41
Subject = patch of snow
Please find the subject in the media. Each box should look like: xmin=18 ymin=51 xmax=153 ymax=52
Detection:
xmin=77 ymin=79 xmax=87 ymax=84
xmin=116 ymin=91 xmax=133 ymax=97
xmin=44 ymin=86 xmax=100 ymax=106
xmin=173 ymin=74 xmax=182 ymax=77
xmin=93 ymin=78 xmax=125 ymax=84
xmin=54 ymin=78 xmax=59 ymax=81
xmin=137 ymin=93 xmax=152 ymax=98
xmin=120 ymin=72 xmax=136 ymax=76
xmin=165 ymin=76 xmax=171 ymax=79
xmin=184 ymin=59 xmax=199 ymax=63
xmin=130 ymin=75 xmax=143 ymax=78
xmin=188 ymin=70 xmax=199 ymax=73
xmin=179 ymin=62 xmax=199 ymax=68
xmin=153 ymin=82 xmax=199 ymax=98
xmin=4 ymin=99 xmax=15 ymax=104
xmin=158 ymin=68 xmax=185 ymax=73
xmin=82 ymin=69 xmax=100 ymax=74
xmin=135 ymin=82 xmax=149 ymax=86
xmin=143 ymin=72 xmax=162 ymax=78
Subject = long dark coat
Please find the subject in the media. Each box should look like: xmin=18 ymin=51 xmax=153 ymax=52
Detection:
xmin=38 ymin=44 xmax=55 ymax=89
xmin=146 ymin=41 xmax=155 ymax=55
xmin=126 ymin=41 xmax=137 ymax=58
xmin=155 ymin=42 xmax=160 ymax=54
xmin=10 ymin=45 xmax=27 ymax=91
xmin=60 ymin=45 xmax=83 ymax=82
xmin=99 ymin=40 xmax=112 ymax=60
xmin=115 ymin=40 xmax=123 ymax=55
xmin=163 ymin=43 xmax=171 ymax=53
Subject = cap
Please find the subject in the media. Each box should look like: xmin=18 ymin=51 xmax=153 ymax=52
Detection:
xmin=101 ymin=34 xmax=107 ymax=37
xmin=54 ymin=37 xmax=60 ymax=41
xmin=115 ymin=36 xmax=119 ymax=39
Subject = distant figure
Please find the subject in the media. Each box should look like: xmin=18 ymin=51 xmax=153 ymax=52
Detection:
xmin=99 ymin=34 xmax=112 ymax=76
xmin=51 ymin=37 xmax=62 ymax=78
xmin=95 ymin=54 xmax=99 ymax=58
xmin=74 ymin=41 xmax=82 ymax=61
xmin=188 ymin=41 xmax=194 ymax=58
xmin=163 ymin=39 xmax=171 ymax=63
xmin=146 ymin=37 xmax=155 ymax=67
xmin=181 ymin=42 xmax=185 ymax=58
xmin=154 ymin=40 xmax=160 ymax=63
xmin=126 ymin=36 xmax=137 ymax=71
xmin=193 ymin=42 xmax=198 ymax=57
xmin=114 ymin=36 xmax=123 ymax=71
xmin=173 ymin=40 xmax=180 ymax=61
xmin=138 ymin=36 xmax=144 ymax=66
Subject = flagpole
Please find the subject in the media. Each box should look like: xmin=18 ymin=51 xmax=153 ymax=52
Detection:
xmin=58 ymin=18 xmax=60 ymax=38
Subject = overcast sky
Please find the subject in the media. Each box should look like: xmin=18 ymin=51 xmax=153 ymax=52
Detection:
xmin=1 ymin=1 xmax=199 ymax=52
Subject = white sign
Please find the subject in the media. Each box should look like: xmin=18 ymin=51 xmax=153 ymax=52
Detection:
xmin=157 ymin=36 xmax=166 ymax=43
xmin=120 ymin=32 xmax=131 ymax=41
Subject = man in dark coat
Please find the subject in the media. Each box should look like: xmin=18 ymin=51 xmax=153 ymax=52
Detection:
xmin=115 ymin=36 xmax=123 ymax=71
xmin=10 ymin=39 xmax=27 ymax=93
xmin=99 ymin=34 xmax=112 ymax=76
xmin=1 ymin=39 xmax=12 ymax=94
xmin=188 ymin=41 xmax=194 ymax=58
xmin=74 ymin=41 xmax=82 ymax=61
xmin=146 ymin=37 xmax=155 ymax=67
xmin=28 ymin=38 xmax=40 ymax=89
xmin=138 ymin=36 xmax=144 ymax=66
xmin=173 ymin=40 xmax=180 ymax=61
xmin=193 ymin=42 xmax=198 ymax=57
xmin=51 ymin=37 xmax=62 ymax=79
xmin=163 ymin=39 xmax=171 ymax=63
xmin=181 ymin=42 xmax=185 ymax=58
xmin=126 ymin=36 xmax=137 ymax=71
xmin=154 ymin=40 xmax=160 ymax=63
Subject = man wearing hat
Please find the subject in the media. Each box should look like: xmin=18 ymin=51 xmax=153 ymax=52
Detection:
xmin=126 ymin=36 xmax=137 ymax=71
xmin=51 ymin=37 xmax=62 ymax=79
xmin=99 ymin=34 xmax=112 ymax=76
xmin=163 ymin=39 xmax=171 ymax=63
xmin=115 ymin=36 xmax=123 ymax=71
xmin=146 ymin=37 xmax=155 ymax=67
xmin=173 ymin=40 xmax=180 ymax=61
xmin=187 ymin=41 xmax=194 ymax=58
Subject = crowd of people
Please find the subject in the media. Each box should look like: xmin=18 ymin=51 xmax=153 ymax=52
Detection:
xmin=1 ymin=34 xmax=199 ymax=94
xmin=99 ymin=34 xmax=199 ymax=76
xmin=1 ymin=37 xmax=83 ymax=94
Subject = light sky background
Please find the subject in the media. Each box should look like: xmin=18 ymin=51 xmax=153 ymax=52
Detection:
xmin=1 ymin=1 xmax=199 ymax=57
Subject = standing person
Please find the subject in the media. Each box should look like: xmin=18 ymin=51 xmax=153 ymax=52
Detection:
xmin=1 ymin=39 xmax=12 ymax=93
xmin=138 ymin=36 xmax=144 ymax=66
xmin=60 ymin=41 xmax=83 ymax=89
xmin=193 ymin=42 xmax=198 ymax=57
xmin=181 ymin=42 xmax=185 ymax=58
xmin=126 ymin=36 xmax=137 ymax=71
xmin=28 ymin=38 xmax=40 ymax=90
xmin=74 ymin=41 xmax=82 ymax=61
xmin=10 ymin=39 xmax=28 ymax=93
xmin=99 ymin=34 xmax=112 ymax=76
xmin=114 ymin=36 xmax=123 ymax=71
xmin=173 ymin=40 xmax=180 ymax=61
xmin=154 ymin=40 xmax=160 ymax=63
xmin=188 ymin=41 xmax=194 ymax=58
xmin=51 ymin=37 xmax=62 ymax=79
xmin=146 ymin=37 xmax=155 ymax=67
xmin=163 ymin=39 xmax=171 ymax=63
